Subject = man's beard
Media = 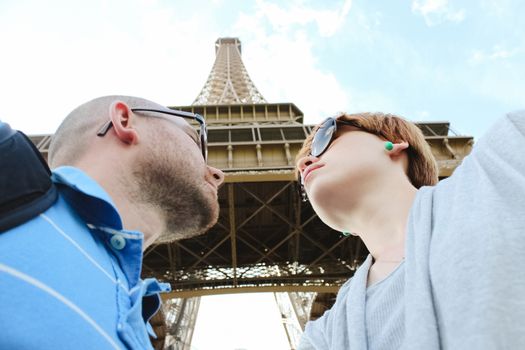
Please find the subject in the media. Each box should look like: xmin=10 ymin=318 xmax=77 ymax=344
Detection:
xmin=132 ymin=146 xmax=219 ymax=243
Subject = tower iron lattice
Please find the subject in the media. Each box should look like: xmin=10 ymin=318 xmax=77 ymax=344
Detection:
xmin=164 ymin=37 xmax=315 ymax=350
xmin=193 ymin=37 xmax=266 ymax=105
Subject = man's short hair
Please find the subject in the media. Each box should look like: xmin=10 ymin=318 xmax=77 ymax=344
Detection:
xmin=48 ymin=95 xmax=154 ymax=168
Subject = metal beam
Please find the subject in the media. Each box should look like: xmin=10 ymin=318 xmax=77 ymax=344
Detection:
xmin=168 ymin=243 xmax=176 ymax=277
xmin=161 ymin=285 xmax=340 ymax=299
xmin=293 ymin=186 xmax=301 ymax=263
xmin=305 ymin=231 xmax=348 ymax=262
xmin=228 ymin=184 xmax=238 ymax=287
xmin=237 ymin=182 xmax=293 ymax=230
xmin=240 ymin=183 xmax=295 ymax=227
xmin=188 ymin=234 xmax=232 ymax=269
xmin=297 ymin=235 xmax=351 ymax=274
xmin=174 ymin=241 xmax=207 ymax=262
xmin=254 ymin=229 xmax=300 ymax=264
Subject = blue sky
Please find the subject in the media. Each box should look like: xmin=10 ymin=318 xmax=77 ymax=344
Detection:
xmin=1 ymin=0 xmax=524 ymax=140
xmin=1 ymin=1 xmax=523 ymax=349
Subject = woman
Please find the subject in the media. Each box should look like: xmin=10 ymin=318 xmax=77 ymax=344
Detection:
xmin=296 ymin=111 xmax=525 ymax=350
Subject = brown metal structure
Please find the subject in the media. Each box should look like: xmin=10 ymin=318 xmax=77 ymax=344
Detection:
xmin=140 ymin=113 xmax=472 ymax=296
xmin=29 ymin=37 xmax=474 ymax=349
xmin=193 ymin=38 xmax=266 ymax=105
xmin=275 ymin=292 xmax=317 ymax=349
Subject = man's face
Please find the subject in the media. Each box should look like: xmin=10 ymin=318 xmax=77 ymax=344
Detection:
xmin=132 ymin=115 xmax=223 ymax=242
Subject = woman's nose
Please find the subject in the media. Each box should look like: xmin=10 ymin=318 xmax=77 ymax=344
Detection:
xmin=297 ymin=155 xmax=319 ymax=174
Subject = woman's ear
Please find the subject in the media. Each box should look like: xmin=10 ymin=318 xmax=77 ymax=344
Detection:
xmin=387 ymin=141 xmax=409 ymax=157
xmin=108 ymin=101 xmax=139 ymax=145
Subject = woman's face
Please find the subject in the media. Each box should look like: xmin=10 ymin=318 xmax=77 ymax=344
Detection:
xmin=298 ymin=125 xmax=391 ymax=229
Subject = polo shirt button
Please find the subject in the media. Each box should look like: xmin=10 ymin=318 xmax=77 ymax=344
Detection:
xmin=110 ymin=234 xmax=126 ymax=250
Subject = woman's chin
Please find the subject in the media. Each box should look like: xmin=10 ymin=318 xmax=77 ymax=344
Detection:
xmin=309 ymin=183 xmax=344 ymax=211
xmin=308 ymin=185 xmax=357 ymax=232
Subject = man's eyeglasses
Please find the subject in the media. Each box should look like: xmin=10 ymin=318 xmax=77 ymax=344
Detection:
xmin=96 ymin=107 xmax=208 ymax=162
xmin=310 ymin=117 xmax=359 ymax=157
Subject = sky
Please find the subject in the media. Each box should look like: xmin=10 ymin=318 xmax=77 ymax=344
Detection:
xmin=1 ymin=0 xmax=524 ymax=140
xmin=1 ymin=0 xmax=523 ymax=349
xmin=191 ymin=293 xmax=291 ymax=350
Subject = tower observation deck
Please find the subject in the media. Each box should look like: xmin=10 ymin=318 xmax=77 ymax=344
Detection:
xmin=31 ymin=37 xmax=474 ymax=349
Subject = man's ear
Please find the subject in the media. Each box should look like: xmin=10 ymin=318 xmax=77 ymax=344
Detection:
xmin=388 ymin=141 xmax=409 ymax=158
xmin=109 ymin=101 xmax=139 ymax=145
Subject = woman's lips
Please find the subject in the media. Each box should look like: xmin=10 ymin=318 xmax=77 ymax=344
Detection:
xmin=302 ymin=164 xmax=324 ymax=184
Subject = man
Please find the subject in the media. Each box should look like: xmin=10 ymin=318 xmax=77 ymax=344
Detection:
xmin=0 ymin=96 xmax=224 ymax=349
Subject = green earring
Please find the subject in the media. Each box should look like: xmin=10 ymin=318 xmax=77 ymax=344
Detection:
xmin=385 ymin=141 xmax=394 ymax=151
xmin=342 ymin=231 xmax=351 ymax=237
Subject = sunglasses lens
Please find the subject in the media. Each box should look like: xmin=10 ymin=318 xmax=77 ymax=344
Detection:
xmin=311 ymin=119 xmax=336 ymax=157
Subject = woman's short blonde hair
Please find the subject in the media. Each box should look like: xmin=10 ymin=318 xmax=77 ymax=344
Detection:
xmin=296 ymin=112 xmax=439 ymax=188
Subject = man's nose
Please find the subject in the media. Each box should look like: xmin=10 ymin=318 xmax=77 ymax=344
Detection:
xmin=208 ymin=166 xmax=225 ymax=187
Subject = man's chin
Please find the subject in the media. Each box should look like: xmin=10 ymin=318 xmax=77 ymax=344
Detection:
xmin=155 ymin=226 xmax=205 ymax=243
xmin=200 ymin=202 xmax=220 ymax=232
xmin=156 ymin=203 xmax=220 ymax=243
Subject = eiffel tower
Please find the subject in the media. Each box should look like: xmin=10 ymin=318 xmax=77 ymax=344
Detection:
xmin=160 ymin=37 xmax=317 ymax=350
xmin=31 ymin=37 xmax=474 ymax=350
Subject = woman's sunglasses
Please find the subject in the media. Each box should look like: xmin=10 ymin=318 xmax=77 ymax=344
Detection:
xmin=299 ymin=117 xmax=360 ymax=201
xmin=310 ymin=117 xmax=359 ymax=157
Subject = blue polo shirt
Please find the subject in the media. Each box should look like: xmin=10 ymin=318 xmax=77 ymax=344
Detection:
xmin=0 ymin=166 xmax=170 ymax=349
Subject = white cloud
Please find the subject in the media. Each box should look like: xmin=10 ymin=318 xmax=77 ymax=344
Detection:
xmin=243 ymin=32 xmax=350 ymax=124
xmin=233 ymin=0 xmax=354 ymax=124
xmin=0 ymin=0 xmax=358 ymax=132
xmin=0 ymin=0 xmax=220 ymax=134
xmin=469 ymin=45 xmax=520 ymax=64
xmin=481 ymin=0 xmax=514 ymax=17
xmin=463 ymin=45 xmax=525 ymax=108
xmin=412 ymin=0 xmax=465 ymax=26
xmin=254 ymin=0 xmax=353 ymax=37
xmin=413 ymin=0 xmax=447 ymax=14
xmin=356 ymin=10 xmax=383 ymax=32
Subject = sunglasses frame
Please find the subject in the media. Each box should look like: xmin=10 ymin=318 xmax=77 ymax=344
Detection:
xmin=310 ymin=117 xmax=360 ymax=157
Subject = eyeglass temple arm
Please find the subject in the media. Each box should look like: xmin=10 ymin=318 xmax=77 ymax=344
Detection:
xmin=97 ymin=121 xmax=113 ymax=136
xmin=131 ymin=108 xmax=204 ymax=123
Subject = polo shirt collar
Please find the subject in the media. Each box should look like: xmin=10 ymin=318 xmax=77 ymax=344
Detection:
xmin=51 ymin=166 xmax=123 ymax=229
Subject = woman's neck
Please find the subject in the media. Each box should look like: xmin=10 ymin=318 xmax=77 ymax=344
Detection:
xmin=345 ymin=180 xmax=417 ymax=262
